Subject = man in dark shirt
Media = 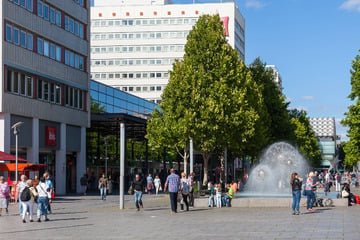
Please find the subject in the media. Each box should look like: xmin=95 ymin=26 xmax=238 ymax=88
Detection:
xmin=132 ymin=174 xmax=144 ymax=211
xmin=312 ymin=171 xmax=320 ymax=191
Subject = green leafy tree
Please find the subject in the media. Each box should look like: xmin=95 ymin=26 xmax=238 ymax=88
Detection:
xmin=249 ymin=58 xmax=295 ymax=145
xmin=342 ymin=52 xmax=360 ymax=167
xmin=289 ymin=109 xmax=322 ymax=167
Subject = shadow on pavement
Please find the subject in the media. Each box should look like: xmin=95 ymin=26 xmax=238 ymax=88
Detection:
xmin=49 ymin=217 xmax=88 ymax=222
xmin=52 ymin=211 xmax=88 ymax=215
xmin=0 ymin=224 xmax=93 ymax=235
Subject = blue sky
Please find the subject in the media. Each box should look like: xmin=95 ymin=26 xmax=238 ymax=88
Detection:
xmin=174 ymin=0 xmax=360 ymax=140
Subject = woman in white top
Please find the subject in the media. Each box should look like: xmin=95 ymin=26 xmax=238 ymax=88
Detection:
xmin=154 ymin=175 xmax=162 ymax=195
xmin=36 ymin=177 xmax=51 ymax=222
xmin=21 ymin=179 xmax=38 ymax=223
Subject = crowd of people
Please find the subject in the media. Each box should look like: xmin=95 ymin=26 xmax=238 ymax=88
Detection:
xmin=207 ymin=181 xmax=236 ymax=208
xmin=290 ymin=170 xmax=360 ymax=215
xmin=0 ymin=171 xmax=54 ymax=223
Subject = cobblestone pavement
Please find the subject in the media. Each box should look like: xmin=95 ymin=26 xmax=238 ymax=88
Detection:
xmin=0 ymin=193 xmax=359 ymax=240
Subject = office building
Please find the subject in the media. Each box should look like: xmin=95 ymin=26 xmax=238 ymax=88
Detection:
xmin=0 ymin=0 xmax=90 ymax=194
xmin=309 ymin=117 xmax=337 ymax=167
xmin=90 ymin=0 xmax=245 ymax=103
xmin=266 ymin=65 xmax=283 ymax=90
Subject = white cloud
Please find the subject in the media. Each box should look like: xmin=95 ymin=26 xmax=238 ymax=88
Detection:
xmin=301 ymin=96 xmax=316 ymax=101
xmin=245 ymin=0 xmax=266 ymax=9
xmin=340 ymin=0 xmax=360 ymax=12
xmin=294 ymin=106 xmax=308 ymax=111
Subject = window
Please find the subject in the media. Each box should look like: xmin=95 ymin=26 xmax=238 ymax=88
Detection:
xmin=150 ymin=73 xmax=155 ymax=78
xmin=55 ymin=11 xmax=61 ymax=26
xmin=20 ymin=0 xmax=26 ymax=7
xmin=49 ymin=44 xmax=55 ymax=59
xmin=43 ymin=41 xmax=49 ymax=56
xmin=13 ymin=72 xmax=19 ymax=93
xmin=136 ymin=73 xmax=141 ymax=78
xmin=136 ymin=87 xmax=141 ymax=91
xmin=6 ymin=24 xmax=12 ymax=42
xmin=79 ymin=24 xmax=84 ymax=38
xmin=65 ymin=16 xmax=69 ymax=31
xmin=13 ymin=28 xmax=19 ymax=45
xmin=37 ymin=38 xmax=43 ymax=54
xmin=74 ymin=22 xmax=79 ymax=35
xmin=50 ymin=8 xmax=55 ymax=23
xmin=26 ymin=33 xmax=33 ymax=50
xmin=128 ymin=87 xmax=134 ymax=92
xmin=142 ymin=86 xmax=148 ymax=91
xmin=65 ymin=50 xmax=69 ymax=64
xmin=27 ymin=0 xmax=33 ymax=11
xmin=43 ymin=4 xmax=49 ymax=20
xmin=56 ymin=46 xmax=61 ymax=61
xmin=69 ymin=52 xmax=74 ymax=67
xmin=69 ymin=19 xmax=74 ymax=33
xmin=156 ymin=73 xmax=162 ymax=78
xmin=37 ymin=1 xmax=43 ymax=17
xmin=156 ymin=86 xmax=162 ymax=91
xmin=20 ymin=31 xmax=26 ymax=48
xmin=150 ymin=86 xmax=155 ymax=91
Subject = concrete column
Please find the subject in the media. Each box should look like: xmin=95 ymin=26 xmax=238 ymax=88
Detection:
xmin=56 ymin=123 xmax=66 ymax=195
xmin=76 ymin=127 xmax=86 ymax=193
xmin=189 ymin=138 xmax=194 ymax=174
xmin=27 ymin=118 xmax=39 ymax=163
xmin=0 ymin=113 xmax=11 ymax=153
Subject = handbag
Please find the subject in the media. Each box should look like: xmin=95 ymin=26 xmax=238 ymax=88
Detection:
xmin=302 ymin=189 xmax=306 ymax=196
xmin=342 ymin=190 xmax=349 ymax=198
xmin=128 ymin=187 xmax=134 ymax=195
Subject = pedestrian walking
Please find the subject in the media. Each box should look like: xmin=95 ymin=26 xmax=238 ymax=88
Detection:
xmin=108 ymin=175 xmax=113 ymax=195
xmin=0 ymin=176 xmax=10 ymax=216
xmin=146 ymin=174 xmax=154 ymax=194
xmin=305 ymin=172 xmax=316 ymax=212
xmin=188 ymin=172 xmax=195 ymax=207
xmin=20 ymin=179 xmax=38 ymax=223
xmin=335 ymin=172 xmax=341 ymax=192
xmin=180 ymin=172 xmax=190 ymax=211
xmin=131 ymin=174 xmax=144 ymax=211
xmin=154 ymin=175 xmax=162 ymax=195
xmin=164 ymin=169 xmax=180 ymax=214
xmin=290 ymin=172 xmax=302 ymax=215
xmin=44 ymin=171 xmax=54 ymax=214
xmin=36 ymin=177 xmax=51 ymax=222
xmin=15 ymin=175 xmax=28 ymax=216
xmin=80 ymin=174 xmax=88 ymax=195
xmin=98 ymin=173 xmax=108 ymax=201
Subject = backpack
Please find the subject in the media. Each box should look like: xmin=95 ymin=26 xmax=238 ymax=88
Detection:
xmin=20 ymin=186 xmax=31 ymax=202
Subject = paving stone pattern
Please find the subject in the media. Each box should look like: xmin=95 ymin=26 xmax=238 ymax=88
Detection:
xmin=0 ymin=194 xmax=359 ymax=240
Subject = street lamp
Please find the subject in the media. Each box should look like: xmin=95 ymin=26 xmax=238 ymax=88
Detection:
xmin=11 ymin=121 xmax=24 ymax=184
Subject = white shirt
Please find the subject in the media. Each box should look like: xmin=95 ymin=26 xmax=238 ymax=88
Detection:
xmin=154 ymin=178 xmax=161 ymax=187
xmin=36 ymin=182 xmax=51 ymax=198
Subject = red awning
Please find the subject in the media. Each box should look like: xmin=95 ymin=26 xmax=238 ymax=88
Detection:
xmin=0 ymin=163 xmax=46 ymax=172
xmin=0 ymin=151 xmax=27 ymax=162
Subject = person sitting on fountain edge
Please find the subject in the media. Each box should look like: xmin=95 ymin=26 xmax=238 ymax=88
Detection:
xmin=223 ymin=184 xmax=234 ymax=207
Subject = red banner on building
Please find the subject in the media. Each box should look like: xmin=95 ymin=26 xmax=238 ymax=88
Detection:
xmin=220 ymin=16 xmax=229 ymax=36
xmin=46 ymin=127 xmax=56 ymax=146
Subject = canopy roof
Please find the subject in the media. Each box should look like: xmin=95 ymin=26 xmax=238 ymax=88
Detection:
xmin=0 ymin=163 xmax=46 ymax=172
xmin=0 ymin=151 xmax=27 ymax=162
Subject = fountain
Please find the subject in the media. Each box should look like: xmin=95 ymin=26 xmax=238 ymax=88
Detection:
xmin=238 ymin=142 xmax=309 ymax=197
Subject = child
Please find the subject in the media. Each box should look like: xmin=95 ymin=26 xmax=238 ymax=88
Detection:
xmin=215 ymin=184 xmax=222 ymax=208
xmin=208 ymin=184 xmax=215 ymax=207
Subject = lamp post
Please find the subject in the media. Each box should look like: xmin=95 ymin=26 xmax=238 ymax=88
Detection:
xmin=11 ymin=121 xmax=24 ymax=184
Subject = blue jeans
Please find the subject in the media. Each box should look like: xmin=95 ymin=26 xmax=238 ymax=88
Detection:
xmin=19 ymin=197 xmax=23 ymax=215
xmin=292 ymin=190 xmax=301 ymax=212
xmin=169 ymin=192 xmax=178 ymax=212
xmin=134 ymin=191 xmax=143 ymax=209
xmin=100 ymin=187 xmax=107 ymax=200
xmin=208 ymin=195 xmax=215 ymax=207
xmin=306 ymin=190 xmax=315 ymax=209
xmin=37 ymin=197 xmax=49 ymax=219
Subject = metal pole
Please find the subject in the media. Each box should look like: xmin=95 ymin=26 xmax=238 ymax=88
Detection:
xmin=104 ymin=137 xmax=108 ymax=177
xmin=224 ymin=147 xmax=227 ymax=184
xmin=190 ymin=138 xmax=193 ymax=174
xmin=119 ymin=123 xmax=125 ymax=209
xmin=15 ymin=130 xmax=18 ymax=184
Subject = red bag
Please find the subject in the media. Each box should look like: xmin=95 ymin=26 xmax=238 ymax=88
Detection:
xmin=355 ymin=195 xmax=360 ymax=204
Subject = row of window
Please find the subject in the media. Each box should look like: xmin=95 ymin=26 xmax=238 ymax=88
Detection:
xmin=6 ymin=68 xmax=85 ymax=110
xmin=90 ymin=31 xmax=189 ymax=41
xmin=119 ymin=85 xmax=165 ymax=93
xmin=91 ymin=72 xmax=169 ymax=80
xmin=90 ymin=58 xmax=178 ymax=67
xmin=91 ymin=44 xmax=184 ymax=54
xmin=9 ymin=0 xmax=85 ymax=40
xmin=6 ymin=24 xmax=33 ymax=51
xmin=65 ymin=15 xmax=85 ymax=39
xmin=9 ymin=0 xmax=33 ymax=11
xmin=73 ymin=0 xmax=85 ymax=7
xmin=6 ymin=22 xmax=85 ymax=71
xmin=91 ymin=18 xmax=197 ymax=27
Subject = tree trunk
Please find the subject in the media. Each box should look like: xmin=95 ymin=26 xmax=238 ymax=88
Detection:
xmin=183 ymin=144 xmax=188 ymax=174
xmin=202 ymin=152 xmax=210 ymax=186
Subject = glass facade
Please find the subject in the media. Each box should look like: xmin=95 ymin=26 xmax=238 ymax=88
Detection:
xmin=90 ymin=80 xmax=158 ymax=116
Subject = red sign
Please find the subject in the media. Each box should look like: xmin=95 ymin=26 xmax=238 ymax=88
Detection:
xmin=220 ymin=16 xmax=229 ymax=37
xmin=46 ymin=127 xmax=56 ymax=146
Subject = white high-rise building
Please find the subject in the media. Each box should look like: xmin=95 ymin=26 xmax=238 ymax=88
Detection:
xmin=90 ymin=0 xmax=245 ymax=103
xmin=266 ymin=65 xmax=283 ymax=91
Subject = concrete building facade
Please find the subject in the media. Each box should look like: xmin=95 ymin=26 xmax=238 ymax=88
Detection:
xmin=90 ymin=0 xmax=245 ymax=103
xmin=0 ymin=0 xmax=90 ymax=194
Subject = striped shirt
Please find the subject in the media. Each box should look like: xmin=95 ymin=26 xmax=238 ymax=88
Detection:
xmin=166 ymin=173 xmax=180 ymax=193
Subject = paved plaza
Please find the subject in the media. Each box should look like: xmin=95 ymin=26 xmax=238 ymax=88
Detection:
xmin=0 ymin=194 xmax=359 ymax=240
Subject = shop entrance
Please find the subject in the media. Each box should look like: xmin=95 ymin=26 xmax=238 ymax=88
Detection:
xmin=66 ymin=153 xmax=77 ymax=193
